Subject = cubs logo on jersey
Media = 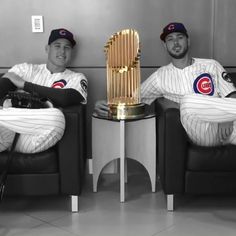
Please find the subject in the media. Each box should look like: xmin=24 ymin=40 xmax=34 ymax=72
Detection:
xmin=222 ymin=72 xmax=233 ymax=83
xmin=193 ymin=73 xmax=214 ymax=96
xmin=80 ymin=79 xmax=88 ymax=93
xmin=51 ymin=79 xmax=67 ymax=88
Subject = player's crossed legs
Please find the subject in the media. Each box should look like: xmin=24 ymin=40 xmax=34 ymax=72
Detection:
xmin=0 ymin=107 xmax=65 ymax=153
xmin=180 ymin=94 xmax=236 ymax=146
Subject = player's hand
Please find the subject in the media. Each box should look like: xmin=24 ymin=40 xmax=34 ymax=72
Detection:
xmin=219 ymin=121 xmax=234 ymax=141
xmin=3 ymin=72 xmax=25 ymax=89
xmin=94 ymin=100 xmax=109 ymax=117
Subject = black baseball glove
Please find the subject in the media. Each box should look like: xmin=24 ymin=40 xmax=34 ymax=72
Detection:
xmin=3 ymin=91 xmax=53 ymax=109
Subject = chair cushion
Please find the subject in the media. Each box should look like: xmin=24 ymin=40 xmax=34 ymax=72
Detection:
xmin=0 ymin=148 xmax=58 ymax=174
xmin=187 ymin=144 xmax=236 ymax=171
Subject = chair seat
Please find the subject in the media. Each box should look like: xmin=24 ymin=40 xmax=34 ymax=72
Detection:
xmin=0 ymin=148 xmax=58 ymax=174
xmin=187 ymin=144 xmax=236 ymax=171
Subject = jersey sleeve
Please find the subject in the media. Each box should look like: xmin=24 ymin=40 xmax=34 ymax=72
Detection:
xmin=64 ymin=73 xmax=88 ymax=104
xmin=8 ymin=63 xmax=32 ymax=82
xmin=214 ymin=60 xmax=236 ymax=97
xmin=141 ymin=70 xmax=163 ymax=105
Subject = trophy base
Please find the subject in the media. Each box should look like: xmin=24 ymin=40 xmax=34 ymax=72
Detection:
xmin=109 ymin=103 xmax=145 ymax=120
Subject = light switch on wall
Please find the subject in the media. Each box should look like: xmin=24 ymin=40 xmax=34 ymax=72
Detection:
xmin=31 ymin=15 xmax=44 ymax=33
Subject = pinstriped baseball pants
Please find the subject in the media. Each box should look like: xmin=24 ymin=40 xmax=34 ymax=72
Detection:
xmin=180 ymin=94 xmax=236 ymax=146
xmin=0 ymin=107 xmax=65 ymax=153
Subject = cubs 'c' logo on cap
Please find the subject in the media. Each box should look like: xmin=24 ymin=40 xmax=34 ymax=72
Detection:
xmin=193 ymin=73 xmax=214 ymax=95
xmin=168 ymin=24 xmax=175 ymax=30
xmin=59 ymin=29 xmax=67 ymax=36
xmin=51 ymin=79 xmax=67 ymax=88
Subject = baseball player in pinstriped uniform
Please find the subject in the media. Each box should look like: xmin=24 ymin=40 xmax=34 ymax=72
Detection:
xmin=95 ymin=22 xmax=236 ymax=147
xmin=0 ymin=28 xmax=87 ymax=153
xmin=141 ymin=22 xmax=236 ymax=146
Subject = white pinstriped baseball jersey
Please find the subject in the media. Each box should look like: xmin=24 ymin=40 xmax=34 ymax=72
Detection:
xmin=141 ymin=58 xmax=236 ymax=105
xmin=9 ymin=63 xmax=87 ymax=104
xmin=0 ymin=63 xmax=87 ymax=153
xmin=141 ymin=58 xmax=236 ymax=146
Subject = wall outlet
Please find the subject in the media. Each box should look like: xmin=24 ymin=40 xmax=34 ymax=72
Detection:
xmin=31 ymin=15 xmax=43 ymax=33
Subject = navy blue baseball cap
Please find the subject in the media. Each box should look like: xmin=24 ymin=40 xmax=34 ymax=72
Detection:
xmin=48 ymin=28 xmax=76 ymax=47
xmin=160 ymin=22 xmax=188 ymax=41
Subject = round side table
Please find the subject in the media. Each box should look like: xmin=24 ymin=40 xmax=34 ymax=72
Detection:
xmin=92 ymin=113 xmax=156 ymax=202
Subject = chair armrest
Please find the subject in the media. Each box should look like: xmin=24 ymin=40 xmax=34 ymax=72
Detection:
xmin=155 ymin=98 xmax=188 ymax=194
xmin=57 ymin=104 xmax=86 ymax=195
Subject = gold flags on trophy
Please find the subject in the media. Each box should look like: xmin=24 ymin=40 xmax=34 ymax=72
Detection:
xmin=104 ymin=29 xmax=144 ymax=119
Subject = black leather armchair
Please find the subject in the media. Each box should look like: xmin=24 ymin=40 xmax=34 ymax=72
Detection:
xmin=0 ymin=104 xmax=86 ymax=212
xmin=155 ymin=73 xmax=236 ymax=210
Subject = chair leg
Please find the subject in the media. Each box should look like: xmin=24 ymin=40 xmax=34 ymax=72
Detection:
xmin=167 ymin=194 xmax=174 ymax=211
xmin=71 ymin=195 xmax=79 ymax=212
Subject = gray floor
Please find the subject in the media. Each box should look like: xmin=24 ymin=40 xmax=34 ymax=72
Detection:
xmin=1 ymin=164 xmax=236 ymax=236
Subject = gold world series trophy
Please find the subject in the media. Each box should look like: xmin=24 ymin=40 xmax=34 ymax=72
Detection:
xmin=104 ymin=29 xmax=145 ymax=120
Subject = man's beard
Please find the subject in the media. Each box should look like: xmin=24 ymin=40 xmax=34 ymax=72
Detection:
xmin=168 ymin=45 xmax=188 ymax=59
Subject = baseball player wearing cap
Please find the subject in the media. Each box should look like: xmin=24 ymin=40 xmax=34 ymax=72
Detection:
xmin=94 ymin=22 xmax=236 ymax=146
xmin=141 ymin=22 xmax=236 ymax=146
xmin=0 ymin=28 xmax=87 ymax=153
